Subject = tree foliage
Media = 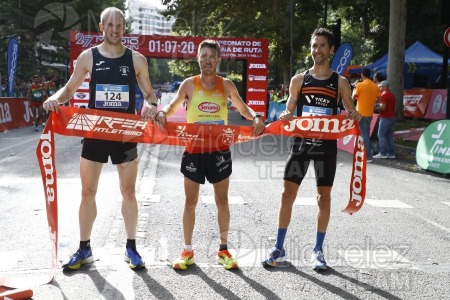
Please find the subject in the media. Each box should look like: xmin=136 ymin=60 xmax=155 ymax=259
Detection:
xmin=0 ymin=0 xmax=444 ymax=88
xmin=0 ymin=0 xmax=126 ymax=81
xmin=162 ymin=0 xmax=444 ymax=87
xmin=161 ymin=0 xmax=323 ymax=86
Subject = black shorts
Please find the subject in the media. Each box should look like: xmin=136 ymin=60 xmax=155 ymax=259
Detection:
xmin=81 ymin=138 xmax=138 ymax=164
xmin=284 ymin=143 xmax=337 ymax=186
xmin=180 ymin=149 xmax=232 ymax=184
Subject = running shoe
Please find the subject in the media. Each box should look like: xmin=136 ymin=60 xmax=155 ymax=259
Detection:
xmin=42 ymin=121 xmax=46 ymax=127
xmin=216 ymin=249 xmax=238 ymax=270
xmin=124 ymin=247 xmax=145 ymax=270
xmin=387 ymin=155 xmax=396 ymax=159
xmin=173 ymin=249 xmax=195 ymax=270
xmin=34 ymin=125 xmax=39 ymax=132
xmin=262 ymin=247 xmax=286 ymax=267
xmin=62 ymin=248 xmax=94 ymax=270
xmin=312 ymin=250 xmax=328 ymax=271
xmin=373 ymin=153 xmax=387 ymax=159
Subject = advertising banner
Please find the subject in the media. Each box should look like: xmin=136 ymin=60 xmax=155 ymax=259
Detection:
xmin=0 ymin=98 xmax=34 ymax=131
xmin=7 ymin=38 xmax=19 ymax=97
xmin=424 ymin=89 xmax=447 ymax=120
xmin=70 ymin=32 xmax=269 ymax=118
xmin=403 ymin=89 xmax=432 ymax=118
xmin=331 ymin=42 xmax=354 ymax=76
xmin=337 ymin=111 xmax=378 ymax=154
xmin=416 ymin=120 xmax=450 ymax=174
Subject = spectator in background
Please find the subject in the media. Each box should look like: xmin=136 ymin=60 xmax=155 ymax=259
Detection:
xmin=373 ymin=73 xmax=384 ymax=86
xmin=155 ymin=88 xmax=162 ymax=104
xmin=46 ymin=75 xmax=59 ymax=97
xmin=1 ymin=77 xmax=7 ymax=97
xmin=352 ymin=68 xmax=381 ymax=162
xmin=373 ymin=80 xmax=396 ymax=159
xmin=26 ymin=75 xmax=46 ymax=131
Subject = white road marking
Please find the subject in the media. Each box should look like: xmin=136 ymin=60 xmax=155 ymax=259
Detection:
xmin=93 ymin=247 xmax=156 ymax=268
xmin=201 ymin=196 xmax=245 ymax=204
xmin=138 ymin=144 xmax=160 ymax=198
xmin=412 ymin=213 xmax=450 ymax=234
xmin=294 ymin=197 xmax=317 ymax=206
xmin=0 ymin=251 xmax=25 ymax=271
xmin=131 ymin=195 xmax=161 ymax=203
xmin=338 ymin=249 xmax=411 ymax=269
xmin=365 ymin=199 xmax=413 ymax=208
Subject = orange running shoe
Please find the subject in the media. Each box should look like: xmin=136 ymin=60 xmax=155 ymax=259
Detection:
xmin=172 ymin=249 xmax=195 ymax=270
xmin=216 ymin=250 xmax=238 ymax=270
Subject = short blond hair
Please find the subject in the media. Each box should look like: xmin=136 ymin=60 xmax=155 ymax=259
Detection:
xmin=100 ymin=7 xmax=125 ymax=24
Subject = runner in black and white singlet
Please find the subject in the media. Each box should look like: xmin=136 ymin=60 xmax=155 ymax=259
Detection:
xmin=263 ymin=28 xmax=361 ymax=271
xmin=43 ymin=7 xmax=158 ymax=271
xmin=294 ymin=69 xmax=339 ymax=157
xmin=81 ymin=46 xmax=137 ymax=164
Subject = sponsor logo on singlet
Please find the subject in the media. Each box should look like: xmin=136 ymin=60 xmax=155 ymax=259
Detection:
xmin=198 ymin=102 xmax=220 ymax=113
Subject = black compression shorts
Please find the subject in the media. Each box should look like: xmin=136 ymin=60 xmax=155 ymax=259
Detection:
xmin=81 ymin=138 xmax=138 ymax=164
xmin=180 ymin=149 xmax=232 ymax=184
xmin=283 ymin=144 xmax=337 ymax=186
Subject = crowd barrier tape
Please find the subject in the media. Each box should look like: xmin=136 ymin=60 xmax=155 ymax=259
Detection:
xmin=2 ymin=106 xmax=367 ymax=287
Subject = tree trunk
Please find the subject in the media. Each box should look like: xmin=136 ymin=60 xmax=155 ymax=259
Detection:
xmin=387 ymin=0 xmax=407 ymax=121
xmin=283 ymin=63 xmax=291 ymax=87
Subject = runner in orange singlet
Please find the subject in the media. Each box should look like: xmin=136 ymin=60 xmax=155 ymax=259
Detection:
xmin=155 ymin=39 xmax=265 ymax=271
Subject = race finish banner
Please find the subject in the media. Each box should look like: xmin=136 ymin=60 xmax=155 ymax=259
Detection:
xmin=70 ymin=32 xmax=269 ymax=118
xmin=0 ymin=107 xmax=367 ymax=288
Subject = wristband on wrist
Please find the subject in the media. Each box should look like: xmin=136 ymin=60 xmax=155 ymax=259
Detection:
xmin=149 ymin=102 xmax=157 ymax=107
xmin=253 ymin=114 xmax=262 ymax=120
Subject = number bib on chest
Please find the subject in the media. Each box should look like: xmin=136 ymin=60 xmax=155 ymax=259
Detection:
xmin=194 ymin=120 xmax=225 ymax=125
xmin=95 ymin=84 xmax=129 ymax=109
xmin=302 ymin=105 xmax=333 ymax=116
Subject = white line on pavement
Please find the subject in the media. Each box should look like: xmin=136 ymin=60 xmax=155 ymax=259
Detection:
xmin=365 ymin=199 xmax=413 ymax=208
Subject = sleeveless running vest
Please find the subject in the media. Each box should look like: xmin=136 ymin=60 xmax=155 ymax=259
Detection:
xmin=89 ymin=47 xmax=136 ymax=114
xmin=186 ymin=75 xmax=228 ymax=125
xmin=47 ymin=81 xmax=58 ymax=96
xmin=295 ymin=69 xmax=339 ymax=155
xmin=30 ymin=83 xmax=45 ymax=102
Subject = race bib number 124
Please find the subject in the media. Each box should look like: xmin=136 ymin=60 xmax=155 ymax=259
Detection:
xmin=95 ymin=84 xmax=130 ymax=109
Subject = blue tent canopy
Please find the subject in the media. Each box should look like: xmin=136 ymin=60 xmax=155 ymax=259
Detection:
xmin=349 ymin=41 xmax=449 ymax=76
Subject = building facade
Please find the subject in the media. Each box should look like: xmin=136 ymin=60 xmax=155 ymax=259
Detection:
xmin=126 ymin=0 xmax=175 ymax=35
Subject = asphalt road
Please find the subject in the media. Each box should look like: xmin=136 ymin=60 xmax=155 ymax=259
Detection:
xmin=1 ymin=109 xmax=450 ymax=300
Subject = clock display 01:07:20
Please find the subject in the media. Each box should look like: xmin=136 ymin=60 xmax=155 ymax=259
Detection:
xmin=148 ymin=40 xmax=196 ymax=54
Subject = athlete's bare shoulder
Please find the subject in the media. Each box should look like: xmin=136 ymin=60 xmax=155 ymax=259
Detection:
xmin=290 ymin=71 xmax=306 ymax=88
xmin=222 ymin=76 xmax=236 ymax=89
xmin=178 ymin=76 xmax=195 ymax=98
xmin=182 ymin=76 xmax=196 ymax=85
xmin=74 ymin=49 xmax=93 ymax=73
xmin=337 ymin=74 xmax=351 ymax=89
xmin=131 ymin=49 xmax=145 ymax=59
xmin=131 ymin=50 xmax=147 ymax=66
